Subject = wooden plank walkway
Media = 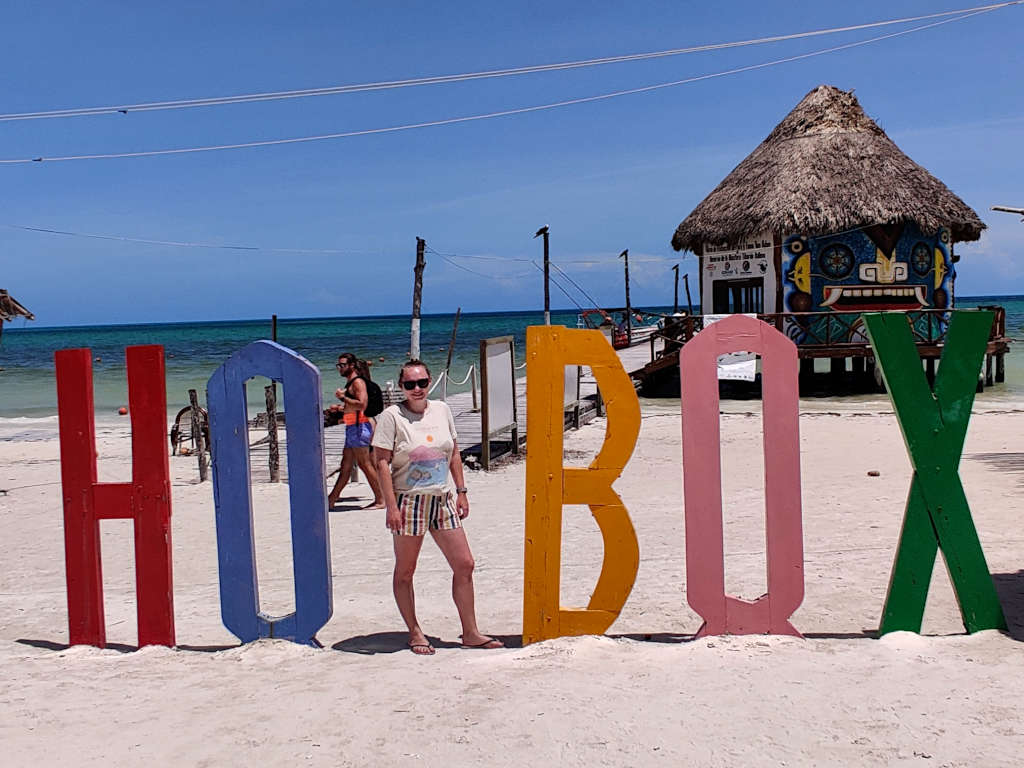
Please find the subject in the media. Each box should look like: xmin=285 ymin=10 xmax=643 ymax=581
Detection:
xmin=243 ymin=337 xmax=662 ymax=482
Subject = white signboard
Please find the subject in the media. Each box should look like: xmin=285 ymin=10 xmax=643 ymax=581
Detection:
xmin=484 ymin=340 xmax=515 ymax=434
xmin=563 ymin=365 xmax=580 ymax=407
xmin=702 ymin=233 xmax=777 ymax=313
xmin=704 ymin=314 xmax=757 ymax=381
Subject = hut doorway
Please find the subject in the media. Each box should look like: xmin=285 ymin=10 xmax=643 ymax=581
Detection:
xmin=712 ymin=278 xmax=764 ymax=314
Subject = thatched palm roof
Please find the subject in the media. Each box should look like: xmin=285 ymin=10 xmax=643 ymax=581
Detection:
xmin=0 ymin=289 xmax=34 ymax=322
xmin=671 ymin=85 xmax=985 ymax=252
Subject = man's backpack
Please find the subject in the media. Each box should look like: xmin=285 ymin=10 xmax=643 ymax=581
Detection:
xmin=356 ymin=376 xmax=385 ymax=418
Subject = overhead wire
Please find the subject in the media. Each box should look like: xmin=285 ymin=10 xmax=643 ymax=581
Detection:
xmin=0 ymin=222 xmax=385 ymax=255
xmin=531 ymin=261 xmax=587 ymax=312
xmin=1 ymin=3 xmax=1017 ymax=123
xmin=550 ymin=261 xmax=604 ymax=310
xmin=0 ymin=7 xmax=1003 ymax=165
xmin=433 ymin=252 xmax=533 ymax=280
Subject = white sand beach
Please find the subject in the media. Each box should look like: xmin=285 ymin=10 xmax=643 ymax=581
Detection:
xmin=2 ymin=402 xmax=1023 ymax=766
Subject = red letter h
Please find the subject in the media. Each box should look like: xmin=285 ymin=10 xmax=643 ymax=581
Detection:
xmin=55 ymin=346 xmax=175 ymax=648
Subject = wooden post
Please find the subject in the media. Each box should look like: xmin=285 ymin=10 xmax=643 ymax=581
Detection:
xmin=852 ymin=356 xmax=865 ymax=379
xmin=470 ymin=365 xmax=479 ymax=412
xmin=444 ymin=308 xmax=462 ymax=377
xmin=925 ymin=358 xmax=936 ymax=389
xmin=534 ymin=226 xmax=550 ymax=325
xmin=189 ymin=388 xmax=208 ymax=482
xmin=985 ymin=354 xmax=994 ymax=387
xmin=683 ymin=273 xmax=693 ymax=315
xmin=799 ymin=358 xmax=815 ymax=392
xmin=671 ymin=264 xmax=679 ymax=314
xmin=271 ymin=314 xmax=278 ymax=343
xmin=620 ymin=249 xmax=631 ymax=345
xmin=829 ymin=357 xmax=845 ymax=388
xmin=996 ymin=354 xmax=1005 ymax=383
xmin=265 ymin=385 xmax=280 ymax=483
xmin=411 ymin=237 xmax=426 ymax=359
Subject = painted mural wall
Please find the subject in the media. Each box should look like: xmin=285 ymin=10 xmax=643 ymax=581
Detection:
xmin=781 ymin=221 xmax=953 ymax=344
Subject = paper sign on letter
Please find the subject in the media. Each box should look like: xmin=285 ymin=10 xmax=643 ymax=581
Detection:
xmin=680 ymin=314 xmax=804 ymax=637
xmin=523 ymin=326 xmax=641 ymax=645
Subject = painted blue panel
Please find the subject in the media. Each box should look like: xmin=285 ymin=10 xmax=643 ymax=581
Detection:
xmin=207 ymin=340 xmax=332 ymax=646
xmin=780 ymin=222 xmax=953 ymax=344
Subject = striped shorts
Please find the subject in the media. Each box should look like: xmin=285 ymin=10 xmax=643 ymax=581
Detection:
xmin=394 ymin=492 xmax=461 ymax=537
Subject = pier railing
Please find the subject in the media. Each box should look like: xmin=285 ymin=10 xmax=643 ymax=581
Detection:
xmin=653 ymin=308 xmax=1007 ymax=354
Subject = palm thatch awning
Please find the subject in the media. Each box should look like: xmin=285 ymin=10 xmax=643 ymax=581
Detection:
xmin=0 ymin=289 xmax=34 ymax=322
xmin=671 ymin=85 xmax=985 ymax=253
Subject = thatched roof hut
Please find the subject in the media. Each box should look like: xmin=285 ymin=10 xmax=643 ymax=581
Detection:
xmin=671 ymin=85 xmax=985 ymax=253
xmin=0 ymin=289 xmax=34 ymax=342
xmin=0 ymin=289 xmax=34 ymax=323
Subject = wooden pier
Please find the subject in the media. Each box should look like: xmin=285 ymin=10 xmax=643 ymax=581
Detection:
xmin=631 ymin=307 xmax=1012 ymax=397
xmin=241 ymin=338 xmax=656 ymax=483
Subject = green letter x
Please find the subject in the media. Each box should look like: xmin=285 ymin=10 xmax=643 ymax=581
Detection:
xmin=864 ymin=311 xmax=1006 ymax=635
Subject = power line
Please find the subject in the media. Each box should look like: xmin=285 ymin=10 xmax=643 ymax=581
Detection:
xmin=550 ymin=261 xmax=604 ymax=310
xmin=532 ymin=261 xmax=587 ymax=312
xmin=434 ymin=253 xmax=533 ymax=280
xmin=1 ymin=222 xmax=384 ymax=255
xmin=1 ymin=3 xmax=1017 ymax=123
xmin=0 ymin=8 xmax=1000 ymax=165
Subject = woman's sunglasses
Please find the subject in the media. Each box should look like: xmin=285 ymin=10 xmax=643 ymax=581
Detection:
xmin=401 ymin=378 xmax=430 ymax=391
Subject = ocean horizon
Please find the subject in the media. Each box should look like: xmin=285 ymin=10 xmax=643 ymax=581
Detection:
xmin=1 ymin=297 xmax=1020 ymax=420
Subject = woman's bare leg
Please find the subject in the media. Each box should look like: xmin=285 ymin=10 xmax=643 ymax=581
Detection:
xmin=431 ymin=527 xmax=502 ymax=648
xmin=393 ymin=534 xmax=432 ymax=653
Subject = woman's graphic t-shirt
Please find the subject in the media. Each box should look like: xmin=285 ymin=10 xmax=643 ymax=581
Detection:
xmin=371 ymin=400 xmax=457 ymax=494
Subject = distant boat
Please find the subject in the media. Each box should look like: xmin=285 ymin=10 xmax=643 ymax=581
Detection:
xmin=576 ymin=307 xmax=667 ymax=349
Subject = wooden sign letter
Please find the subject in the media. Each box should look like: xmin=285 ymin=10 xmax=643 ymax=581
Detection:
xmin=523 ymin=326 xmax=641 ymax=645
xmin=680 ymin=315 xmax=804 ymax=637
xmin=55 ymin=345 xmax=175 ymax=648
xmin=207 ymin=340 xmax=333 ymax=646
xmin=864 ymin=311 xmax=1006 ymax=635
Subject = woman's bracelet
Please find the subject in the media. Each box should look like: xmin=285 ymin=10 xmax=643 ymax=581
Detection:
xmin=456 ymin=487 xmax=468 ymax=494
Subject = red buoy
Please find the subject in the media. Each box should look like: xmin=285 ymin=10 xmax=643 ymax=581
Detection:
xmin=118 ymin=406 xmax=128 ymax=415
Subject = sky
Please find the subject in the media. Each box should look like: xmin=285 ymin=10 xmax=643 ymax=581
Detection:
xmin=2 ymin=1 xmax=1023 ymax=326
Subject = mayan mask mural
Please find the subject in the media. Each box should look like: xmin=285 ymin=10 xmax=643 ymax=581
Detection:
xmin=782 ymin=222 xmax=952 ymax=343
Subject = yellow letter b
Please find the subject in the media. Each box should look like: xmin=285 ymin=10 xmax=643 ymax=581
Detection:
xmin=523 ymin=326 xmax=641 ymax=645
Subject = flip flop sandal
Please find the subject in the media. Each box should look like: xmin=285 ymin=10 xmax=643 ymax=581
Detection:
xmin=460 ymin=637 xmax=504 ymax=649
xmin=409 ymin=642 xmax=436 ymax=656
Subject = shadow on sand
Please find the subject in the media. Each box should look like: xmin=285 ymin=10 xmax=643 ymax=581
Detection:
xmin=993 ymin=570 xmax=1024 ymax=641
xmin=332 ymin=631 xmax=521 ymax=654
xmin=15 ymin=638 xmax=238 ymax=653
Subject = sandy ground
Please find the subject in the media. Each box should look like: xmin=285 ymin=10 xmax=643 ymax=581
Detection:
xmin=1 ymin=402 xmax=1023 ymax=766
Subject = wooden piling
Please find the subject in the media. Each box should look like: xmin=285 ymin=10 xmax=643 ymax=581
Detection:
xmin=925 ymin=358 xmax=936 ymax=389
xmin=189 ymin=388 xmax=208 ymax=482
xmin=265 ymin=385 xmax=280 ymax=483
xmin=996 ymin=354 xmax=1005 ymax=383
xmin=829 ymin=357 xmax=845 ymax=386
xmin=985 ymin=354 xmax=994 ymax=387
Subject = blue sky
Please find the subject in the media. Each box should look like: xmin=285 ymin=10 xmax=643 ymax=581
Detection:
xmin=3 ymin=1 xmax=1023 ymax=326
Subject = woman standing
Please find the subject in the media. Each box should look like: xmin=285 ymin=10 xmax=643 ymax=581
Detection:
xmin=371 ymin=359 xmax=503 ymax=655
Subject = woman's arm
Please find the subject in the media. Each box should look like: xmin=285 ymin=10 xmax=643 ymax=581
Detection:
xmin=449 ymin=438 xmax=470 ymax=518
xmin=375 ymin=447 xmax=402 ymax=531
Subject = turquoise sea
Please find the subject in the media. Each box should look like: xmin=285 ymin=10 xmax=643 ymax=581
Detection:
xmin=0 ymin=297 xmax=1020 ymax=421
xmin=0 ymin=308 xmax=621 ymax=420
